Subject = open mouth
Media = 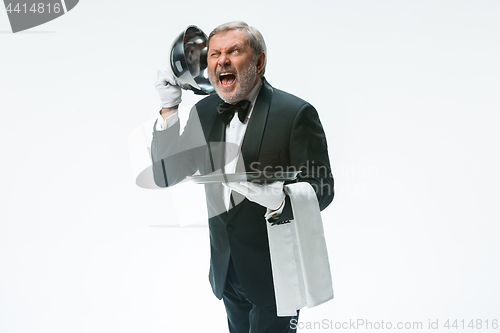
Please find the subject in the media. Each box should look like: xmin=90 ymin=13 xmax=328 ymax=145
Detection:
xmin=219 ymin=72 xmax=236 ymax=88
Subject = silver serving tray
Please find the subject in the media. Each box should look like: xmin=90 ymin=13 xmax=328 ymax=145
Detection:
xmin=189 ymin=171 xmax=300 ymax=184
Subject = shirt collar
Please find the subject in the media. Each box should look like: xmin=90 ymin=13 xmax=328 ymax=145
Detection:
xmin=243 ymin=78 xmax=263 ymax=120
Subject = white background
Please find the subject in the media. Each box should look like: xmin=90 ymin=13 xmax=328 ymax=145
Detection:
xmin=1 ymin=1 xmax=499 ymax=332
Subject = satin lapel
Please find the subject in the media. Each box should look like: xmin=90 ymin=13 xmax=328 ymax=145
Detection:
xmin=207 ymin=98 xmax=225 ymax=173
xmin=227 ymin=79 xmax=274 ymax=221
xmin=204 ymin=98 xmax=227 ymax=218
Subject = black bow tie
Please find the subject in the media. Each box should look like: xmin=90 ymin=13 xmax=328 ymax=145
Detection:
xmin=217 ymin=100 xmax=251 ymax=125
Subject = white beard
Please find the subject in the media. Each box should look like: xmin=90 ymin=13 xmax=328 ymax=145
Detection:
xmin=210 ymin=62 xmax=258 ymax=104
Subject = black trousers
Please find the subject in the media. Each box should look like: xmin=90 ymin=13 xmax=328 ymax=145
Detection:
xmin=222 ymin=258 xmax=299 ymax=333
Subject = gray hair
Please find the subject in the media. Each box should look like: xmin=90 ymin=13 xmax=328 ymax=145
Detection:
xmin=208 ymin=21 xmax=267 ymax=76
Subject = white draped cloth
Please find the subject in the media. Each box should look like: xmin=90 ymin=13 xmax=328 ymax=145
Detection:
xmin=266 ymin=182 xmax=333 ymax=317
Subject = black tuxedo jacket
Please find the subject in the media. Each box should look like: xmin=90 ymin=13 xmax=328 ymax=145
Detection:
xmin=151 ymin=78 xmax=334 ymax=307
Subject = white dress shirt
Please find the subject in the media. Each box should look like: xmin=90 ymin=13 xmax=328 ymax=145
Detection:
xmin=221 ymin=79 xmax=262 ymax=209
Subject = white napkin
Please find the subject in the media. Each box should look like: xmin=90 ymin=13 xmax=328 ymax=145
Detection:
xmin=266 ymin=182 xmax=333 ymax=316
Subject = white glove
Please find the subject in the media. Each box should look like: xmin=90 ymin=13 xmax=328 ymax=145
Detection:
xmin=155 ymin=66 xmax=182 ymax=108
xmin=224 ymin=181 xmax=285 ymax=211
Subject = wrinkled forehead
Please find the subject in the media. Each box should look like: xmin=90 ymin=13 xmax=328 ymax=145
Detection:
xmin=208 ymin=29 xmax=249 ymax=51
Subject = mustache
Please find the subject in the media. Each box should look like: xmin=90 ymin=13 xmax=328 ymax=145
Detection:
xmin=216 ymin=66 xmax=238 ymax=77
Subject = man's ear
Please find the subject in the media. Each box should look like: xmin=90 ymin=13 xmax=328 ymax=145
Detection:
xmin=256 ymin=52 xmax=266 ymax=74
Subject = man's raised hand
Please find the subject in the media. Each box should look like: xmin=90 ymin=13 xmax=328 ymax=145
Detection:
xmin=155 ymin=66 xmax=182 ymax=114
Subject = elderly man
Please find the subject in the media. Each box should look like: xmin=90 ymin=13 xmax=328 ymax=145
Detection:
xmin=151 ymin=21 xmax=334 ymax=333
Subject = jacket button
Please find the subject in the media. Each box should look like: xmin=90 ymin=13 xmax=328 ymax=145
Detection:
xmin=226 ymin=225 xmax=234 ymax=232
